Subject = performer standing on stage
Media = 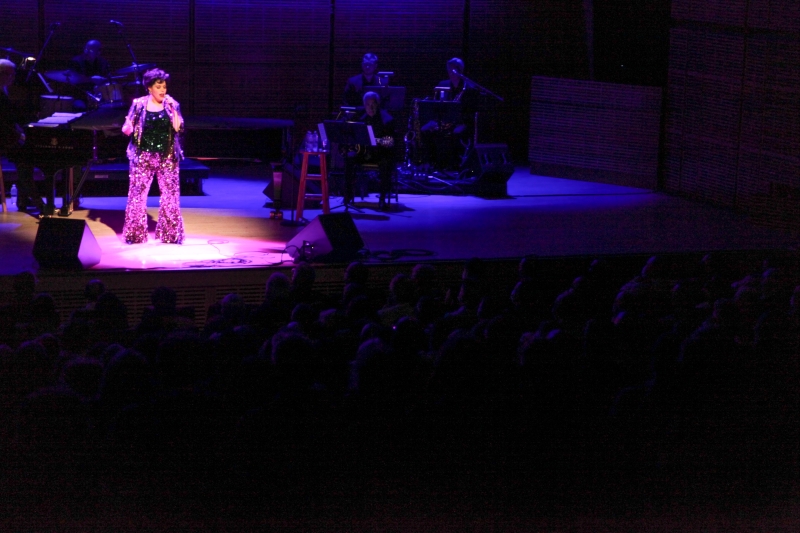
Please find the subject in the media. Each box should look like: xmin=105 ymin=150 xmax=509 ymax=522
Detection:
xmin=121 ymin=68 xmax=185 ymax=244
xmin=343 ymin=91 xmax=395 ymax=210
xmin=343 ymin=53 xmax=379 ymax=107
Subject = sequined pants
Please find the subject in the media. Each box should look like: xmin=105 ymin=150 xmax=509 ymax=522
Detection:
xmin=122 ymin=151 xmax=185 ymax=244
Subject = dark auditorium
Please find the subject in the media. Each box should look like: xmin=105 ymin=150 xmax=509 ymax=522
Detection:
xmin=1 ymin=1 xmax=799 ymax=531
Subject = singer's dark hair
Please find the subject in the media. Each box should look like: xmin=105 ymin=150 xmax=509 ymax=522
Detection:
xmin=143 ymin=68 xmax=169 ymax=88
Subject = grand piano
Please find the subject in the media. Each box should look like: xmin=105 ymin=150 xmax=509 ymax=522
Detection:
xmin=24 ymin=105 xmax=127 ymax=216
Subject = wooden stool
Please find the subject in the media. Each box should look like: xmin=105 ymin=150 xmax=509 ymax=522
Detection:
xmin=296 ymin=150 xmax=329 ymax=220
xmin=0 ymin=158 xmax=6 ymax=213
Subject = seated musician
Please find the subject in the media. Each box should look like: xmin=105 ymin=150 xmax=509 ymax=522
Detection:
xmin=421 ymin=57 xmax=478 ymax=172
xmin=67 ymin=39 xmax=111 ymax=110
xmin=343 ymin=53 xmax=379 ymax=108
xmin=68 ymin=40 xmax=111 ymax=82
xmin=342 ymin=91 xmax=395 ymax=210
xmin=0 ymin=59 xmax=40 ymax=212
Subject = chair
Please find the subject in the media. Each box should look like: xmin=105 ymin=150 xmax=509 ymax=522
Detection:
xmin=295 ymin=150 xmax=330 ymax=221
xmin=359 ymin=162 xmax=399 ymax=205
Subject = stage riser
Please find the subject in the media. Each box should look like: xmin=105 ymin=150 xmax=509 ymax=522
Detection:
xmin=2 ymin=159 xmax=208 ymax=197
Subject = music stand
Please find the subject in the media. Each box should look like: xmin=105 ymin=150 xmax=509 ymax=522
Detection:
xmin=417 ymin=100 xmax=462 ymax=126
xmin=323 ymin=120 xmax=376 ymax=147
xmin=364 ymin=86 xmax=406 ymax=111
xmin=323 ymin=120 xmax=377 ymax=211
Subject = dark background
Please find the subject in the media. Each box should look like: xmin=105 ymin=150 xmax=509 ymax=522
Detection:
xmin=1 ymin=0 xmax=671 ymax=163
xmin=5 ymin=0 xmax=799 ymax=228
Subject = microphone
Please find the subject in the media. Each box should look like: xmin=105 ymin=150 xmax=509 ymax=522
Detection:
xmin=110 ymin=20 xmax=123 ymax=26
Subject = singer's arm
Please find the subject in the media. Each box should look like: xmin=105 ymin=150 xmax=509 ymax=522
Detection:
xmin=165 ymin=96 xmax=182 ymax=132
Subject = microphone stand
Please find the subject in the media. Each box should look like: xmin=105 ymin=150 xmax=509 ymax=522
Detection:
xmin=26 ymin=23 xmax=59 ymax=85
xmin=112 ymin=22 xmax=143 ymax=84
xmin=453 ymin=73 xmax=504 ymax=176
xmin=280 ymin=106 xmax=307 ymax=227
xmin=458 ymin=73 xmax=504 ymax=103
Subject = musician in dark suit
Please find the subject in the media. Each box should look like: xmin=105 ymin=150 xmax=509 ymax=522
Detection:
xmin=343 ymin=91 xmax=395 ymax=210
xmin=422 ymin=57 xmax=478 ymax=171
xmin=343 ymin=53 xmax=379 ymax=107
xmin=0 ymin=59 xmax=39 ymax=212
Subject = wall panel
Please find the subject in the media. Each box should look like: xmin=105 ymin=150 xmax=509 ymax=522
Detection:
xmin=529 ymin=77 xmax=662 ymax=189
xmin=748 ymin=0 xmax=800 ymax=32
xmin=333 ymin=0 xmax=462 ymax=109
xmin=195 ymin=0 xmax=329 ymax=122
xmin=671 ymin=0 xmax=747 ymax=26
xmin=0 ymin=0 xmax=39 ymax=61
xmin=665 ymin=1 xmax=800 ymax=231
xmin=470 ymin=0 xmax=586 ymax=160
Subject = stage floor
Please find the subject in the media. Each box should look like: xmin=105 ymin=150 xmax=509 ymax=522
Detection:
xmin=1 ymin=163 xmax=797 ymax=277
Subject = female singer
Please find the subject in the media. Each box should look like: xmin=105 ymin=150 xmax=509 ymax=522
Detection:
xmin=121 ymin=68 xmax=185 ymax=244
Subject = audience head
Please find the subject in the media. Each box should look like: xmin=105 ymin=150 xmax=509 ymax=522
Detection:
xmin=84 ymin=279 xmax=106 ymax=303
xmin=95 ymin=292 xmax=129 ymax=330
xmin=389 ymin=273 xmax=415 ymax=305
xmin=265 ymin=272 xmax=291 ymax=301
xmin=270 ymin=331 xmax=317 ymax=391
xmin=221 ymin=293 xmax=248 ymax=324
xmin=458 ymin=277 xmax=482 ymax=309
xmin=411 ymin=263 xmax=437 ymax=292
xmin=344 ymin=261 xmax=369 ymax=285
xmin=151 ymin=286 xmax=177 ymax=312
xmin=291 ymin=262 xmax=316 ymax=291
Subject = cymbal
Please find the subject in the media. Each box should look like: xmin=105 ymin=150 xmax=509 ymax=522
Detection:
xmin=0 ymin=46 xmax=30 ymax=56
xmin=114 ymin=63 xmax=156 ymax=75
xmin=44 ymin=69 xmax=92 ymax=85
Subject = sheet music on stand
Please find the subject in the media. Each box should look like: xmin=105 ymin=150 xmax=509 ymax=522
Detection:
xmin=416 ymin=100 xmax=461 ymax=125
xmin=364 ymin=86 xmax=406 ymax=110
xmin=322 ymin=120 xmax=377 ymax=146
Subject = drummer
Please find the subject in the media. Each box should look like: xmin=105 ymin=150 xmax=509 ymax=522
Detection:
xmin=68 ymin=40 xmax=110 ymax=82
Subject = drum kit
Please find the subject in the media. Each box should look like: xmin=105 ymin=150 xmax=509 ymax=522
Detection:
xmin=42 ymin=62 xmax=155 ymax=110
xmin=2 ymin=41 xmax=157 ymax=114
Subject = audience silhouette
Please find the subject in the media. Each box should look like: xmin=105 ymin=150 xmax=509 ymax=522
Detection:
xmin=0 ymin=253 xmax=798 ymax=525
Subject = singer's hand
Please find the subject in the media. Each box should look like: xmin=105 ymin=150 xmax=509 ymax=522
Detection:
xmin=164 ymin=96 xmax=182 ymax=132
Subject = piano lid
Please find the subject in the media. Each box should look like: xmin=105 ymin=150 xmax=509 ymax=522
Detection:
xmin=71 ymin=105 xmax=128 ymax=131
xmin=27 ymin=106 xmax=127 ymax=132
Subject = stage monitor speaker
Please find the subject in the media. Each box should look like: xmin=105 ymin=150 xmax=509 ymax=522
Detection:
xmin=33 ymin=218 xmax=101 ymax=270
xmin=468 ymin=143 xmax=514 ymax=197
xmin=286 ymin=213 xmax=364 ymax=263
